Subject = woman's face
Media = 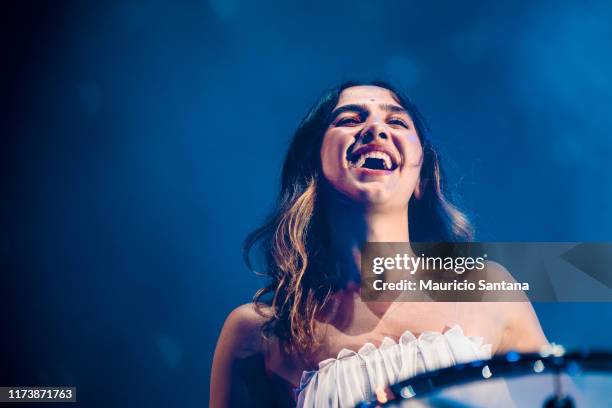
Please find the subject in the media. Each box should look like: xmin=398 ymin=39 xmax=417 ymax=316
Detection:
xmin=320 ymin=86 xmax=423 ymax=209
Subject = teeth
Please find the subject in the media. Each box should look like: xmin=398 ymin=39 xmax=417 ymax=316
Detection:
xmin=355 ymin=155 xmax=367 ymax=168
xmin=351 ymin=151 xmax=393 ymax=169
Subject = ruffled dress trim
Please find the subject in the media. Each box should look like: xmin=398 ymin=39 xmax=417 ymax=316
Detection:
xmin=295 ymin=325 xmax=492 ymax=408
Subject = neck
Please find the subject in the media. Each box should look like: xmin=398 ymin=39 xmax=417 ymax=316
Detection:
xmin=326 ymin=198 xmax=410 ymax=284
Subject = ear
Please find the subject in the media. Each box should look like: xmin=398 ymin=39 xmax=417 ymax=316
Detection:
xmin=414 ymin=177 xmax=426 ymax=200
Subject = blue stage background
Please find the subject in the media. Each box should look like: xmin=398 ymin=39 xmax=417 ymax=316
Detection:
xmin=2 ymin=0 xmax=611 ymax=406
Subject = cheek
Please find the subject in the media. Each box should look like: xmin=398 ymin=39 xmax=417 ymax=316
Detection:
xmin=400 ymin=135 xmax=424 ymax=167
xmin=320 ymin=133 xmax=349 ymax=177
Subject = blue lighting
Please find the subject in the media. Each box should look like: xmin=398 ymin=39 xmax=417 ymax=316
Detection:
xmin=506 ymin=351 xmax=520 ymax=363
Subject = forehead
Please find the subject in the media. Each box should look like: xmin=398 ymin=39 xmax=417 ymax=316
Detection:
xmin=336 ymin=85 xmax=401 ymax=107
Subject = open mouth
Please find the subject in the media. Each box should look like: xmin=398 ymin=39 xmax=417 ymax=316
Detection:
xmin=347 ymin=146 xmax=399 ymax=171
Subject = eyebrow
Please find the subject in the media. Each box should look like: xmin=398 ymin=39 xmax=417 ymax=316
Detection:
xmin=380 ymin=103 xmax=408 ymax=114
xmin=330 ymin=103 xmax=408 ymax=122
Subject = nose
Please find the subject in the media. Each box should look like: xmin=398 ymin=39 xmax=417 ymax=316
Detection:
xmin=360 ymin=126 xmax=388 ymax=144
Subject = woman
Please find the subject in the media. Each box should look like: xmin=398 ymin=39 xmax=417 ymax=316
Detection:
xmin=210 ymin=81 xmax=547 ymax=407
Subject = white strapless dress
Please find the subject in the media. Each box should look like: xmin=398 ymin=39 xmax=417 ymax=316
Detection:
xmin=295 ymin=325 xmax=492 ymax=408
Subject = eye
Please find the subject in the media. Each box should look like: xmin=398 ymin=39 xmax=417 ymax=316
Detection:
xmin=336 ymin=117 xmax=361 ymax=126
xmin=388 ymin=118 xmax=409 ymax=128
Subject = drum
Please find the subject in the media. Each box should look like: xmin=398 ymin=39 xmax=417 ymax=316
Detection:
xmin=357 ymin=349 xmax=612 ymax=407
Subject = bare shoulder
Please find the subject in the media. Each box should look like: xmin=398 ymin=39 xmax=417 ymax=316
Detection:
xmin=219 ymin=303 xmax=271 ymax=358
xmin=210 ymin=303 xmax=274 ymax=407
xmin=485 ymin=260 xmax=517 ymax=281
xmin=482 ymin=262 xmax=549 ymax=352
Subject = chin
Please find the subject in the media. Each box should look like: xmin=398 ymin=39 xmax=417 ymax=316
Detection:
xmin=356 ymin=186 xmax=393 ymax=204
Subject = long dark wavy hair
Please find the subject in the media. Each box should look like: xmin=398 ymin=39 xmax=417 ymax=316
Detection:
xmin=244 ymin=80 xmax=473 ymax=355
